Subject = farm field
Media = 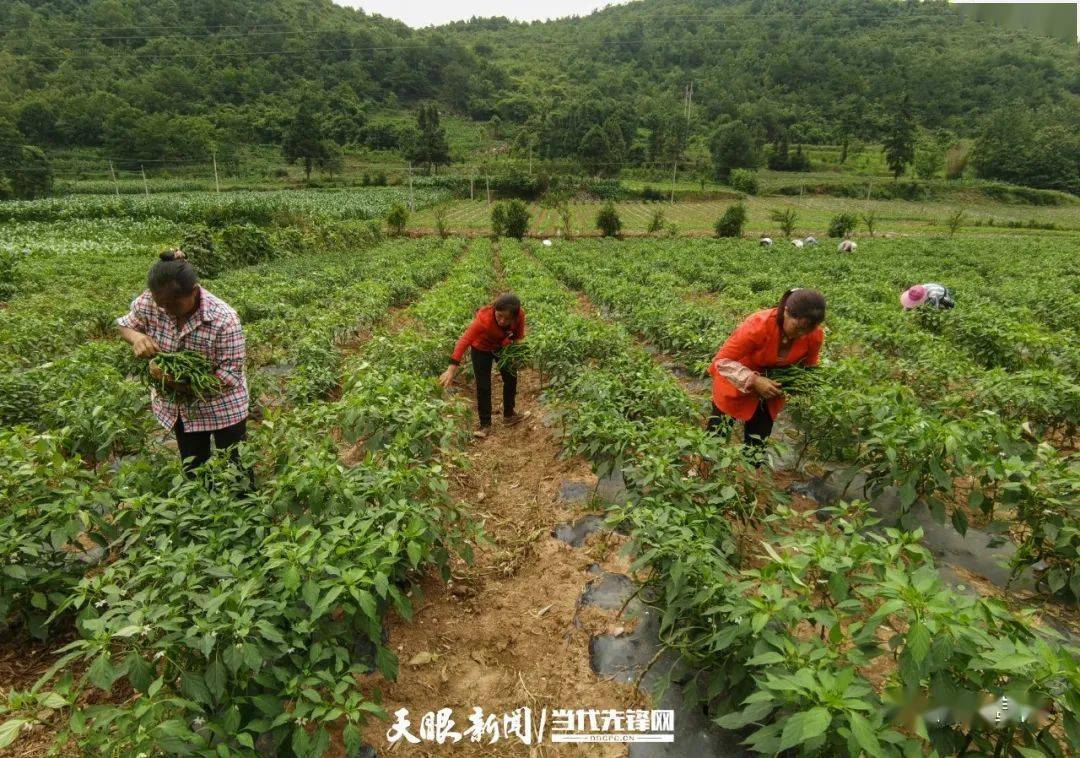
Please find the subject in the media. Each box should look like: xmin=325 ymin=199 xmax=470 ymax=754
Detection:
xmin=0 ymin=196 xmax=1078 ymax=756
xmin=413 ymin=197 xmax=1080 ymax=238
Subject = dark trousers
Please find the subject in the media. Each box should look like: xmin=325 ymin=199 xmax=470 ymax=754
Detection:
xmin=174 ymin=416 xmax=249 ymax=478
xmin=471 ymin=348 xmax=517 ymax=427
xmin=707 ymin=400 xmax=774 ymax=448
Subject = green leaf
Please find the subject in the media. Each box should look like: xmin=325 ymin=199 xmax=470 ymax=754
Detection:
xmin=848 ymin=713 xmax=881 ymax=755
xmin=256 ymin=621 xmax=286 ymax=645
xmin=180 ymin=670 xmax=212 ymax=705
xmin=778 ymin=708 xmax=832 ymax=753
xmin=147 ymin=676 xmax=164 ymax=698
xmin=3 ymin=565 xmax=28 ymax=581
xmin=283 ymin=565 xmax=301 ymax=592
xmin=205 ymin=659 xmax=227 ymax=702
xmin=906 ymin=621 xmax=931 ymax=664
xmin=343 ymin=723 xmax=363 ymax=755
xmin=39 ymin=692 xmax=67 ymax=709
xmin=746 ymin=652 xmax=785 ymax=666
xmin=950 ymin=509 xmax=968 ymax=537
xmin=898 ymin=480 xmax=917 ymax=509
xmin=715 ymin=700 xmax=774 ymax=729
xmin=406 ymin=541 xmax=422 ymax=568
xmin=0 ymin=719 xmax=29 ymax=750
xmin=87 ymin=654 xmax=118 ymax=691
xmin=375 ymin=645 xmax=399 ymax=680
xmin=126 ymin=653 xmax=155 ymax=693
xmin=223 ymin=643 xmax=244 ymax=674
xmin=302 ymin=579 xmax=320 ymax=611
xmin=357 ymin=590 xmax=378 ymax=622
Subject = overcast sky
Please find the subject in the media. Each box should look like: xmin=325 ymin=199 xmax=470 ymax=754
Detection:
xmin=336 ymin=1 xmax=631 ymax=28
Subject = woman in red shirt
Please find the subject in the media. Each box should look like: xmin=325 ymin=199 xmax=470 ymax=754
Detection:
xmin=707 ymin=288 xmax=826 ymax=459
xmin=439 ymin=293 xmax=527 ymax=436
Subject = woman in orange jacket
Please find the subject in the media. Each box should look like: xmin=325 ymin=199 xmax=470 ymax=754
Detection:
xmin=707 ymin=288 xmax=826 ymax=457
xmin=439 ymin=293 xmax=527 ymax=436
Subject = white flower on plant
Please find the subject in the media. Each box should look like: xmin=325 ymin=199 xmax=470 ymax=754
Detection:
xmin=154 ymin=650 xmax=165 ymax=660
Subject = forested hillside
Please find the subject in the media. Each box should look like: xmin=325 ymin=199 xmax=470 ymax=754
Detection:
xmin=0 ymin=0 xmax=1077 ymax=193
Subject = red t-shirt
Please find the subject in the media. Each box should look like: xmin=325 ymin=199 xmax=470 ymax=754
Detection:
xmin=451 ymin=305 xmax=527 ymax=363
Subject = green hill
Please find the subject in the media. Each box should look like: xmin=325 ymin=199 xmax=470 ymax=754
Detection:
xmin=0 ymin=0 xmax=1077 ymax=194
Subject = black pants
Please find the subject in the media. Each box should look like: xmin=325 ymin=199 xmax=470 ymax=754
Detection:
xmin=707 ymin=400 xmax=774 ymax=448
xmin=471 ymin=348 xmax=517 ymax=427
xmin=174 ymin=416 xmax=249 ymax=478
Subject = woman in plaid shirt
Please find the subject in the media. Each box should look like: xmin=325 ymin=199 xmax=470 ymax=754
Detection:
xmin=117 ymin=250 xmax=250 ymax=477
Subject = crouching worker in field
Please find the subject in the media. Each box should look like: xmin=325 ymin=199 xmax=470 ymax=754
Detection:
xmin=706 ymin=288 xmax=826 ymax=465
xmin=901 ymin=283 xmax=954 ymax=310
xmin=117 ymin=250 xmax=252 ymax=483
xmin=439 ymin=293 xmax=527 ymax=438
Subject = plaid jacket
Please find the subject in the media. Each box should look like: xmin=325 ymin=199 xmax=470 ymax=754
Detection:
xmin=117 ymin=286 xmax=248 ymax=432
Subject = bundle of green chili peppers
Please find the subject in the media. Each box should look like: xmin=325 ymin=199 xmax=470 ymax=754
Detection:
xmin=762 ymin=364 xmax=824 ymax=396
xmin=496 ymin=342 xmax=530 ymax=373
xmin=149 ymin=351 xmax=223 ymax=402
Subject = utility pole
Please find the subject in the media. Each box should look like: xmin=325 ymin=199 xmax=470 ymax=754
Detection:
xmin=212 ymin=148 xmax=221 ymax=194
xmin=407 ymin=163 xmax=415 ymax=211
xmin=670 ymin=82 xmax=693 ymax=206
xmin=486 ymin=175 xmax=491 ymax=205
xmin=470 ymin=176 xmax=475 ymax=201
xmin=141 ymin=165 xmax=149 ymax=197
xmin=528 ymin=140 xmax=533 ymax=176
xmin=109 ymin=160 xmax=119 ymax=196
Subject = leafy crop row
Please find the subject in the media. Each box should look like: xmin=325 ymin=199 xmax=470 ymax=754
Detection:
xmin=535 ymin=238 xmax=1080 ymax=600
xmin=500 ymin=239 xmax=1080 ymax=756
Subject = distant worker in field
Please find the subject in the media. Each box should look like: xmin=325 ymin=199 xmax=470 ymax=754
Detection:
xmin=707 ymin=288 xmax=826 ymax=462
xmin=838 ymin=238 xmax=857 ymax=253
xmin=901 ymin=283 xmax=955 ymax=310
xmin=117 ymin=250 xmax=250 ymax=479
xmin=439 ymin=293 xmax=527 ymax=438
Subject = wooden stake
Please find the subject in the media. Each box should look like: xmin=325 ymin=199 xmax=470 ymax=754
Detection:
xmin=212 ymin=149 xmax=221 ymax=194
xmin=109 ymin=160 xmax=119 ymax=196
xmin=141 ymin=165 xmax=149 ymax=196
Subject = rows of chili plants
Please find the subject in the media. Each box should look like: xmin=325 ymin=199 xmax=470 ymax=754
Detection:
xmin=2 ymin=234 xmax=458 ymax=639
xmin=0 ymin=233 xmax=490 ymax=754
xmin=0 ymin=187 xmax=445 ymax=225
xmin=499 ymin=239 xmax=1080 ymax=756
xmin=534 ymin=238 xmax=1079 ymax=600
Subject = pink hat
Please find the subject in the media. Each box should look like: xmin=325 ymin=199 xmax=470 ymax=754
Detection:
xmin=900 ymin=285 xmax=927 ymax=309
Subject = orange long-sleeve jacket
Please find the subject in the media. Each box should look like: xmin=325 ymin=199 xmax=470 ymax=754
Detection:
xmin=708 ymin=307 xmax=823 ymax=421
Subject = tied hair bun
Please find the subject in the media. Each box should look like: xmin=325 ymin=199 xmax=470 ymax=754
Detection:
xmin=159 ymin=249 xmax=187 ymax=262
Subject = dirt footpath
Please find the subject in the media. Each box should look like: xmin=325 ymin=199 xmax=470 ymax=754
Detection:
xmin=360 ymin=369 xmax=643 ymax=756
